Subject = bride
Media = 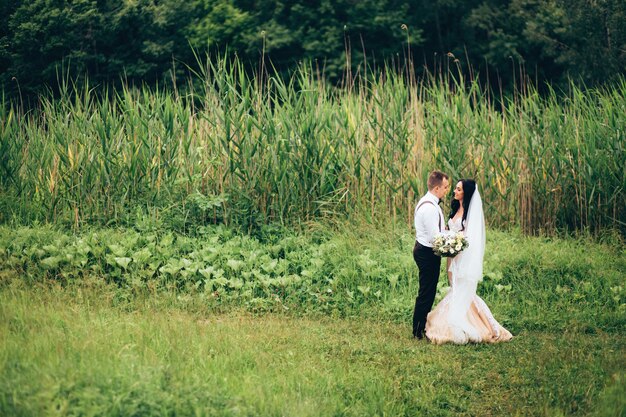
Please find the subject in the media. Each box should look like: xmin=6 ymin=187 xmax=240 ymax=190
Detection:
xmin=425 ymin=179 xmax=513 ymax=344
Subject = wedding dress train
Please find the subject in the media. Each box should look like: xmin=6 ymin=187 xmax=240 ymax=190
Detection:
xmin=425 ymin=194 xmax=512 ymax=345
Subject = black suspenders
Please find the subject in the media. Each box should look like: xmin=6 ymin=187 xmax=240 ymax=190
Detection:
xmin=416 ymin=201 xmax=442 ymax=232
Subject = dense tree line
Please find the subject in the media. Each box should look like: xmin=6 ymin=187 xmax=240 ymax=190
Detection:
xmin=1 ymin=0 xmax=624 ymax=98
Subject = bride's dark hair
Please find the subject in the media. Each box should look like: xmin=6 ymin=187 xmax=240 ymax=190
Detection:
xmin=449 ymin=179 xmax=477 ymax=231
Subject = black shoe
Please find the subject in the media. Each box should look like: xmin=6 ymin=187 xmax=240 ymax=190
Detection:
xmin=413 ymin=329 xmax=425 ymax=340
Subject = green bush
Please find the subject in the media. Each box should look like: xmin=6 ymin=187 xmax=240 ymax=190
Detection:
xmin=1 ymin=224 xmax=623 ymax=332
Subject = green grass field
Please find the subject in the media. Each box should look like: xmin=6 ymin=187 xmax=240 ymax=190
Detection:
xmin=1 ymin=282 xmax=624 ymax=417
xmin=1 ymin=224 xmax=624 ymax=416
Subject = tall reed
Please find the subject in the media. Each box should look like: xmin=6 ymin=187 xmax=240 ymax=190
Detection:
xmin=0 ymin=59 xmax=624 ymax=235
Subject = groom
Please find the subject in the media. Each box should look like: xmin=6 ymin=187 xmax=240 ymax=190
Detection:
xmin=412 ymin=170 xmax=450 ymax=339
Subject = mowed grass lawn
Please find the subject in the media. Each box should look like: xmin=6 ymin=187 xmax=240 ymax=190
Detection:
xmin=1 ymin=279 xmax=624 ymax=417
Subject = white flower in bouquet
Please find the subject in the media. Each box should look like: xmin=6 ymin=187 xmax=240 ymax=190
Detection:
xmin=432 ymin=232 xmax=469 ymax=257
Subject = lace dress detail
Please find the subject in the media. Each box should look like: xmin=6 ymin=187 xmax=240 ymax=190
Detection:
xmin=448 ymin=217 xmax=463 ymax=233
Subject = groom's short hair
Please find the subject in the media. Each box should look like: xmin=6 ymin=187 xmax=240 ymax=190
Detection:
xmin=427 ymin=170 xmax=449 ymax=190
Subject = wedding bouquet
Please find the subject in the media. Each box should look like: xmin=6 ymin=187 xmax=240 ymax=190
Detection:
xmin=432 ymin=232 xmax=469 ymax=257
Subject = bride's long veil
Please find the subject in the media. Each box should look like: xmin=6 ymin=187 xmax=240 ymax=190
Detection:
xmin=447 ymin=189 xmax=486 ymax=342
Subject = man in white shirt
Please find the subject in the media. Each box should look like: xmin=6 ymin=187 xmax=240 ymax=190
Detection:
xmin=412 ymin=170 xmax=450 ymax=339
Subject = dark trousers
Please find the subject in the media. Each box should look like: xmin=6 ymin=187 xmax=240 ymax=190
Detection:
xmin=412 ymin=241 xmax=441 ymax=337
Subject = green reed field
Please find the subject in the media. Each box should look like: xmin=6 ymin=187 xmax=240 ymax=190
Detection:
xmin=0 ymin=61 xmax=625 ymax=415
xmin=0 ymin=59 xmax=624 ymax=234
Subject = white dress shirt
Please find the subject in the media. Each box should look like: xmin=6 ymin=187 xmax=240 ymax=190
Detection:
xmin=414 ymin=191 xmax=445 ymax=247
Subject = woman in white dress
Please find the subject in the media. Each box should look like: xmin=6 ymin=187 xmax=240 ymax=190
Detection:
xmin=425 ymin=179 xmax=513 ymax=344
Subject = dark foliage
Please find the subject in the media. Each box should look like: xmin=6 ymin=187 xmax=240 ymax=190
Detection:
xmin=1 ymin=0 xmax=625 ymax=98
